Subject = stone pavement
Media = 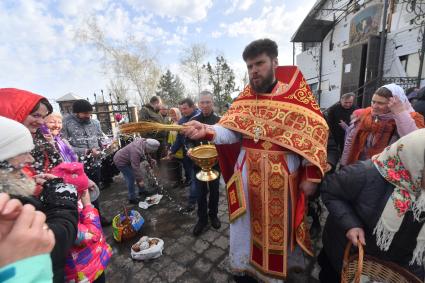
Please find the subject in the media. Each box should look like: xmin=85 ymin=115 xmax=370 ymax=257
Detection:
xmin=98 ymin=175 xmax=322 ymax=282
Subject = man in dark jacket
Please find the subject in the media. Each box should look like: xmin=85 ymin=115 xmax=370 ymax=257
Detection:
xmin=326 ymin=92 xmax=357 ymax=153
xmin=139 ymin=96 xmax=164 ymax=123
xmin=168 ymin=98 xmax=200 ymax=212
xmin=139 ymin=96 xmax=167 ymax=160
xmin=62 ymin=99 xmax=111 ymax=226
xmin=188 ymin=91 xmax=221 ymax=236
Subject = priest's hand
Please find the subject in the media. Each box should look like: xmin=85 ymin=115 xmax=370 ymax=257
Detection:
xmin=182 ymin=121 xmax=207 ymax=140
xmin=346 ymin=227 xmax=366 ymax=247
xmin=299 ymin=180 xmax=318 ymax=197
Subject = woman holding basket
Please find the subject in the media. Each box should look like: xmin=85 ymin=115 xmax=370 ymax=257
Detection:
xmin=319 ymin=129 xmax=425 ymax=282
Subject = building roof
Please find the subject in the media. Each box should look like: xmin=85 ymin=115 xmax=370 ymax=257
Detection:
xmin=56 ymin=92 xmax=83 ymax=102
xmin=291 ymin=0 xmax=335 ymax=43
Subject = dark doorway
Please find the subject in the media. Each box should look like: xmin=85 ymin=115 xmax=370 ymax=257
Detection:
xmin=340 ymin=35 xmax=381 ymax=107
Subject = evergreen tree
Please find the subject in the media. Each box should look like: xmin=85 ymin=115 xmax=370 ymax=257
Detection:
xmin=156 ymin=70 xmax=185 ymax=106
xmin=205 ymin=56 xmax=236 ymax=113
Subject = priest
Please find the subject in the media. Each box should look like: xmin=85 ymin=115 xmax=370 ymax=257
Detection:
xmin=183 ymin=38 xmax=329 ymax=282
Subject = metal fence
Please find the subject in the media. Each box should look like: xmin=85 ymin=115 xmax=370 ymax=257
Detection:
xmin=381 ymin=77 xmax=420 ymax=90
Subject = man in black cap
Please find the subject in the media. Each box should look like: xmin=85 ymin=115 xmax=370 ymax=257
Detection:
xmin=62 ymin=99 xmax=111 ymax=226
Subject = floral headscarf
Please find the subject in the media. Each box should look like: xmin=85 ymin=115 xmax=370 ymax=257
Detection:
xmin=372 ymin=128 xmax=425 ymax=265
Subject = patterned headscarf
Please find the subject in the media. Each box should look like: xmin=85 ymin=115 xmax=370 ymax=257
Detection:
xmin=372 ymin=128 xmax=425 ymax=265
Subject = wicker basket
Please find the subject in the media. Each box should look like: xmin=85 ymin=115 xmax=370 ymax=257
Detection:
xmin=112 ymin=207 xmax=144 ymax=242
xmin=341 ymin=242 xmax=422 ymax=283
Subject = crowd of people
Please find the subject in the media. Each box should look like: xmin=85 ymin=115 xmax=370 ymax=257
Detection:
xmin=1 ymin=37 xmax=425 ymax=283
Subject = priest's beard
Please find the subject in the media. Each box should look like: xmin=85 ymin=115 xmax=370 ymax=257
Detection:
xmin=249 ymin=66 xmax=275 ymax=93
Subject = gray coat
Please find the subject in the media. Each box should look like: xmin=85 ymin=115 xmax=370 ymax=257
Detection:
xmin=113 ymin=138 xmax=148 ymax=182
xmin=62 ymin=114 xmax=105 ymax=157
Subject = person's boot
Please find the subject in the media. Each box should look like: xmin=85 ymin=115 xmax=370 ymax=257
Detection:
xmin=192 ymin=221 xmax=208 ymax=236
xmin=210 ymin=216 xmax=221 ymax=229
xmin=128 ymin=197 xmax=140 ymax=205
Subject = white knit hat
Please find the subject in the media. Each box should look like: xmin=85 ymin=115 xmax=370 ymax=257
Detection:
xmin=0 ymin=116 xmax=34 ymax=161
xmin=145 ymin=138 xmax=160 ymax=153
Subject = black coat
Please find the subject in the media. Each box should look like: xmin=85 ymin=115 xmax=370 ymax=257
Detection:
xmin=326 ymin=103 xmax=357 ymax=152
xmin=326 ymin=131 xmax=340 ymax=172
xmin=320 ymin=160 xmax=424 ymax=278
xmin=17 ymin=178 xmax=78 ymax=283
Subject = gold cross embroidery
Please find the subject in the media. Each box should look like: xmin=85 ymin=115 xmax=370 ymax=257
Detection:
xmin=253 ymin=122 xmax=263 ymax=143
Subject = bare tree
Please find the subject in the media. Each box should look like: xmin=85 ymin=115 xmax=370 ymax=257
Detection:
xmin=180 ymin=43 xmax=209 ymax=96
xmin=77 ymin=19 xmax=161 ymax=104
xmin=108 ymin=78 xmax=129 ymax=102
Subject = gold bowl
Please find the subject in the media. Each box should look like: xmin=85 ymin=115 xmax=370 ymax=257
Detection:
xmin=188 ymin=144 xmax=219 ymax=182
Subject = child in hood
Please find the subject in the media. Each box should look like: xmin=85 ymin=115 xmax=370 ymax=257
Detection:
xmin=52 ymin=162 xmax=112 ymax=283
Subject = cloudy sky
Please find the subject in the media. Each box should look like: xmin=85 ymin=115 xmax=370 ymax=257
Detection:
xmin=0 ymin=0 xmax=315 ymax=104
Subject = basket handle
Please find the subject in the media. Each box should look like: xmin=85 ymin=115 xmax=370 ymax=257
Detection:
xmin=342 ymin=241 xmax=364 ymax=283
xmin=123 ymin=206 xmax=130 ymax=220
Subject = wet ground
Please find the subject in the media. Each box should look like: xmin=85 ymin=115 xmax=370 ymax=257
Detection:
xmin=98 ymin=174 xmax=322 ymax=282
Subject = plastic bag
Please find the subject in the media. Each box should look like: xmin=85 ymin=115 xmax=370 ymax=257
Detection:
xmin=139 ymin=194 xmax=163 ymax=209
xmin=131 ymin=237 xmax=164 ymax=260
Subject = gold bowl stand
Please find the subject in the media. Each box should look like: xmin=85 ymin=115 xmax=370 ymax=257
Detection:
xmin=188 ymin=144 xmax=219 ymax=182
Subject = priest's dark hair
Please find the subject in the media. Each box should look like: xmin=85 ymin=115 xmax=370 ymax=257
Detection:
xmin=242 ymin=38 xmax=278 ymax=61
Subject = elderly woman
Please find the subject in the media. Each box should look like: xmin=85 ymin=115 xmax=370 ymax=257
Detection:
xmin=341 ymin=83 xmax=424 ymax=166
xmin=167 ymin=108 xmax=183 ymax=160
xmin=113 ymin=138 xmax=160 ymax=204
xmin=44 ymin=112 xmax=78 ymax=163
xmin=319 ymin=129 xmax=425 ymax=282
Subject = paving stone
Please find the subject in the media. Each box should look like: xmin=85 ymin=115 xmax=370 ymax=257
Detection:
xmin=181 ymin=222 xmax=194 ymax=230
xmin=201 ymin=229 xmax=221 ymax=242
xmin=176 ymin=276 xmax=201 ymax=283
xmin=150 ymin=256 xmax=173 ymax=272
xmin=192 ymin=239 xmax=210 ymax=254
xmin=149 ymin=276 xmax=164 ymax=283
xmin=177 ymin=234 xmax=196 ymax=245
xmin=213 ymin=235 xmax=229 ymax=250
xmin=217 ymin=222 xmax=229 ymax=232
xmin=217 ymin=255 xmax=232 ymax=273
xmin=107 ymin=273 xmax=127 ymax=282
xmin=130 ymin=267 xmax=157 ymax=282
xmin=158 ymin=261 xmax=187 ymax=282
xmin=208 ymin=270 xmax=233 ymax=283
xmin=204 ymin=246 xmax=226 ymax=262
xmin=117 ymin=257 xmax=136 ymax=273
xmin=220 ymin=215 xmax=230 ymax=224
xmin=194 ymin=257 xmax=213 ymax=273
xmin=174 ymin=249 xmax=198 ymax=265
xmin=164 ymin=241 xmax=187 ymax=257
